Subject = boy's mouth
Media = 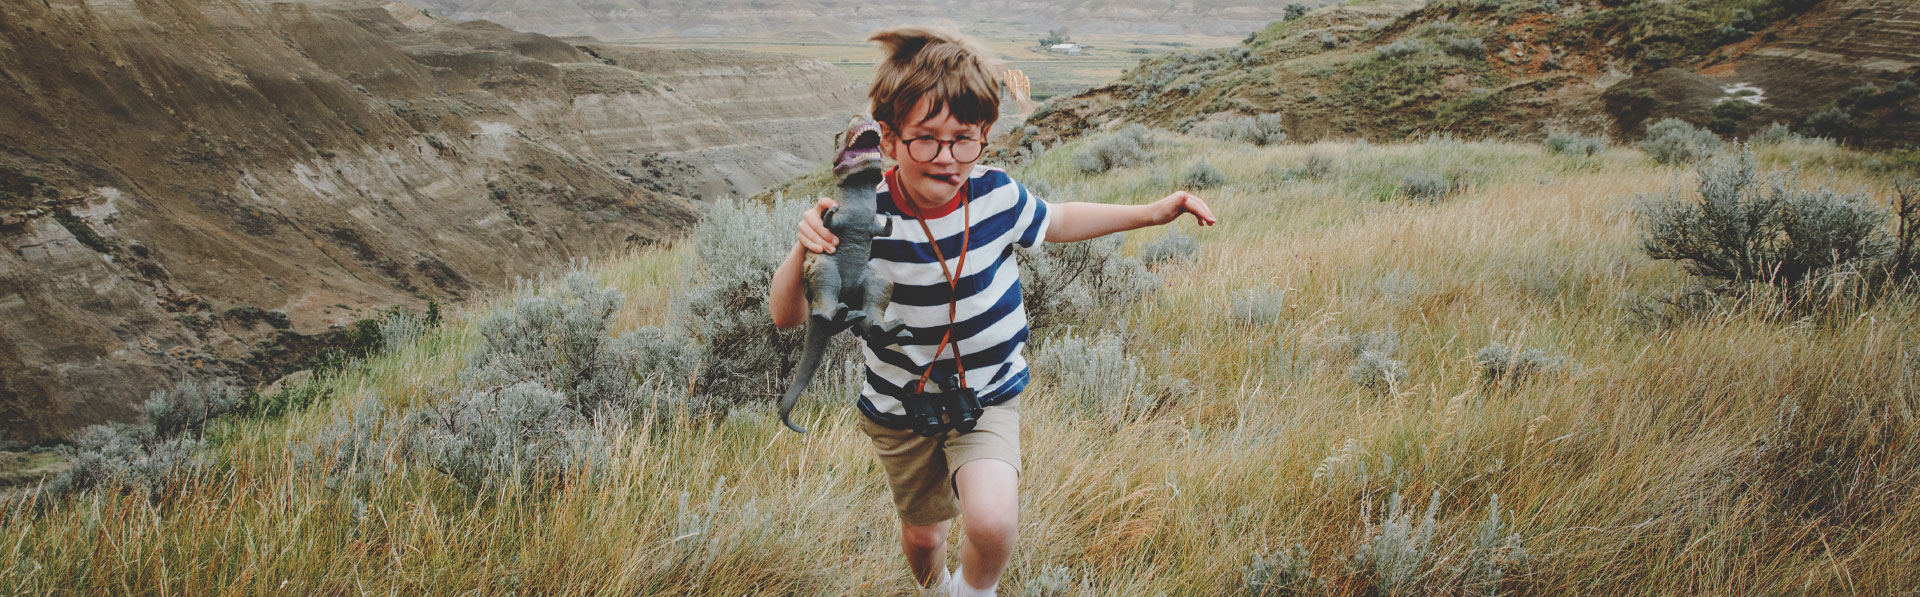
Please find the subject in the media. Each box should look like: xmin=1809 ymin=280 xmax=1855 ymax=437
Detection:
xmin=926 ymin=172 xmax=961 ymax=186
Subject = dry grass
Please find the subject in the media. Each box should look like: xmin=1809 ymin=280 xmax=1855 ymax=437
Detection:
xmin=5 ymin=135 xmax=1917 ymax=595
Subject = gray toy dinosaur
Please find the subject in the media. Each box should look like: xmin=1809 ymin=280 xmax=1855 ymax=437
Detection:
xmin=778 ymin=115 xmax=910 ymax=433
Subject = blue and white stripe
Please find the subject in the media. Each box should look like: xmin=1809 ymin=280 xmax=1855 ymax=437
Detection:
xmin=858 ymin=165 xmax=1052 ymax=428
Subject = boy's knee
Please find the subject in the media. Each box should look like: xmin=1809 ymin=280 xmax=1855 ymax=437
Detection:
xmin=900 ymin=520 xmax=949 ymax=554
xmin=962 ymin=508 xmax=1017 ymax=549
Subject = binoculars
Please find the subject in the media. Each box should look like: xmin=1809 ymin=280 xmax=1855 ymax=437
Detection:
xmin=901 ymin=374 xmax=985 ymax=437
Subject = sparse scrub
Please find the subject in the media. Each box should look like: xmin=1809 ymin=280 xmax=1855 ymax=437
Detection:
xmin=1750 ymin=122 xmax=1797 ymax=146
xmin=294 ymin=391 xmax=398 ymax=498
xmin=675 ymin=198 xmax=809 ymax=404
xmin=1349 ymin=491 xmax=1440 ymax=592
xmin=1545 ymin=131 xmax=1606 ymax=157
xmin=1319 ymin=33 xmax=1339 ymax=49
xmin=460 ymin=267 xmax=639 ymax=416
xmin=47 ymin=379 xmax=237 ymax=499
xmin=1640 ymin=118 xmax=1724 ymax=165
xmin=1245 ymin=543 xmax=1321 ymax=595
xmin=1072 ymin=124 xmax=1156 ymax=174
xmin=1637 ymin=148 xmax=1892 ymax=297
xmin=1203 ymin=114 xmax=1288 ymax=147
xmin=1475 ymin=343 xmax=1572 ymax=385
xmin=1277 ymin=152 xmax=1336 ymax=181
xmin=1022 ymin=565 xmax=1080 ymax=596
xmin=1180 ymin=159 xmax=1228 ymax=190
xmin=413 ymin=382 xmax=614 ymax=492
xmin=1338 ymin=329 xmax=1407 ymax=391
xmin=1400 ymin=171 xmax=1454 ymax=202
xmin=1284 ymin=3 xmax=1309 ymax=20
xmin=1140 ymin=230 xmax=1200 ymax=267
xmin=1441 ymin=36 xmax=1487 ymax=59
xmin=1373 ymin=39 xmax=1427 ymax=60
xmin=1018 ymin=234 xmax=1158 ymax=333
xmin=1033 ymin=332 xmax=1156 ymax=426
xmin=1232 ymin=287 xmax=1288 ymax=325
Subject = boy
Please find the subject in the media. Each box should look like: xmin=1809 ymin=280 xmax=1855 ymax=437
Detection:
xmin=769 ymin=27 xmax=1216 ymax=595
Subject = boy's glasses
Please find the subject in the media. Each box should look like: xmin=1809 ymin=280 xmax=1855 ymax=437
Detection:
xmin=905 ymin=137 xmax=984 ymax=163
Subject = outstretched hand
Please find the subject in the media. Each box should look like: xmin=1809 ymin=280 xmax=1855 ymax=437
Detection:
xmin=1150 ymin=191 xmax=1219 ymax=227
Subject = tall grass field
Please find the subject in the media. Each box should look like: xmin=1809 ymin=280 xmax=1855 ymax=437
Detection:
xmin=5 ymin=130 xmax=1917 ymax=595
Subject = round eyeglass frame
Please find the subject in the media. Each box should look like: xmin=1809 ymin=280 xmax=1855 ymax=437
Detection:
xmin=904 ymin=137 xmax=985 ymax=163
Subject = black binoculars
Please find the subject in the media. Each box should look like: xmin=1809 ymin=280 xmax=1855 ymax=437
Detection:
xmin=901 ymin=374 xmax=985 ymax=437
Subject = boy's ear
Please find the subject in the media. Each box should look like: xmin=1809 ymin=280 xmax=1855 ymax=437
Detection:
xmin=878 ymin=121 xmax=898 ymax=160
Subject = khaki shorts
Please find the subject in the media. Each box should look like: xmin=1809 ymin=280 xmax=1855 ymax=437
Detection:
xmin=859 ymin=398 xmax=1022 ymax=526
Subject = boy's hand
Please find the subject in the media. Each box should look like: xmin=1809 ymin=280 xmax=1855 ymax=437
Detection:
xmin=798 ymin=197 xmax=839 ymax=254
xmin=1150 ymin=191 xmax=1219 ymax=227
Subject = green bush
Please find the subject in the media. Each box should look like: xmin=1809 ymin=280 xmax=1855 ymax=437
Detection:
xmin=674 ymin=198 xmax=810 ymax=404
xmin=1475 ymin=343 xmax=1572 ymax=385
xmin=1072 ymin=125 xmax=1156 ymax=174
xmin=1636 ymin=148 xmax=1892 ymax=294
xmin=1640 ymin=118 xmax=1724 ymax=165
xmin=1373 ymin=39 xmax=1426 ymax=60
xmin=1441 ymin=36 xmax=1487 ymax=59
xmin=48 ymin=379 xmax=239 ymax=499
xmin=1180 ymin=159 xmax=1228 ymax=190
xmin=1545 ymin=131 xmax=1607 ymax=157
xmin=1203 ymin=114 xmax=1288 ymax=147
xmin=1245 ymin=543 xmax=1322 ymax=595
xmin=1140 ymin=230 xmax=1200 ymax=267
xmin=1400 ymin=171 xmax=1454 ymax=202
xmin=1018 ymin=234 xmax=1158 ymax=332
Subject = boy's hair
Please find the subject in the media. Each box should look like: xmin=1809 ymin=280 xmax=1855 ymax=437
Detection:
xmin=868 ymin=27 xmax=1003 ymax=132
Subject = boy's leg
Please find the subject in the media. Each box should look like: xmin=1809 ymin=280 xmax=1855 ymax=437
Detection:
xmin=900 ymin=519 xmax=952 ymax=587
xmin=954 ymin=458 xmax=1019 ymax=590
xmin=942 ymin=398 xmax=1022 ymax=591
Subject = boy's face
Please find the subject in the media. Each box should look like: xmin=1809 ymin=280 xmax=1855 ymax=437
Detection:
xmin=881 ymin=97 xmax=991 ymax=213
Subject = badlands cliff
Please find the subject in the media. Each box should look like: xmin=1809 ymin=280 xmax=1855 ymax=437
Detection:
xmin=0 ymin=0 xmax=861 ymax=443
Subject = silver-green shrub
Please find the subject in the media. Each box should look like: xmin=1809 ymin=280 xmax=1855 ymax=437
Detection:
xmin=675 ymin=198 xmax=810 ymax=404
xmin=1475 ymin=343 xmax=1572 ymax=385
xmin=1181 ymin=159 xmax=1228 ymax=190
xmin=1636 ymin=148 xmax=1891 ymax=294
xmin=1374 ymin=39 xmax=1426 ymax=59
xmin=377 ymin=309 xmax=430 ymax=352
xmin=1204 ymin=114 xmax=1287 ymax=146
xmin=1033 ymin=332 xmax=1156 ymax=426
xmin=1278 ymin=152 xmax=1336 ymax=181
xmin=1461 ymin=494 xmax=1530 ymax=596
xmin=414 ymin=382 xmax=614 ymax=492
xmin=461 ymin=267 xmax=639 ymax=416
xmin=1350 ymin=491 xmax=1441 ymax=593
xmin=48 ymin=379 xmax=237 ymax=498
xmin=1544 ymin=131 xmax=1606 ymax=157
xmin=1022 ymin=565 xmax=1081 ymax=597
xmin=1640 ymin=118 xmax=1724 ymax=165
xmin=1441 ymin=36 xmax=1487 ymax=59
xmin=1245 ymin=543 xmax=1322 ymax=596
xmin=1072 ymin=124 xmax=1155 ymax=174
xmin=1401 ymin=171 xmax=1453 ymax=202
xmin=1750 ymin=122 xmax=1797 ymax=146
xmin=1232 ymin=287 xmax=1289 ymax=325
xmin=1140 ymin=231 xmax=1200 ymax=267
xmin=295 ymin=391 xmax=398 ymax=498
xmin=1339 ymin=329 xmax=1407 ymax=391
xmin=143 ymin=379 xmax=240 ymax=439
xmin=1018 ymin=234 xmax=1159 ymax=333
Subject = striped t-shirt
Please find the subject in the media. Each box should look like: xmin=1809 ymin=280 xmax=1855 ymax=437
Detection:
xmin=857 ymin=164 xmax=1053 ymax=429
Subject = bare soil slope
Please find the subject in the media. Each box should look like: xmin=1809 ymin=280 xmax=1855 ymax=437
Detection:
xmin=1019 ymin=0 xmax=1918 ymax=149
xmin=0 ymin=0 xmax=859 ymax=443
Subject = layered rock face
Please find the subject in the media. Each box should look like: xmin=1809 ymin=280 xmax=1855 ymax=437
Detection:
xmin=398 ymin=0 xmax=1297 ymax=39
xmin=0 ymin=0 xmax=860 ymax=443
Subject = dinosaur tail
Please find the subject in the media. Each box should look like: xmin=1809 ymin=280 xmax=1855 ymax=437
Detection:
xmin=778 ymin=321 xmax=836 ymax=433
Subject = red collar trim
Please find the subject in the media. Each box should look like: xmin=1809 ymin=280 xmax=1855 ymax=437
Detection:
xmin=886 ymin=165 xmax=968 ymax=220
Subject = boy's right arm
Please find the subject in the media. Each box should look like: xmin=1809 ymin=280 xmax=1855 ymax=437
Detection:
xmin=770 ymin=197 xmax=839 ymax=329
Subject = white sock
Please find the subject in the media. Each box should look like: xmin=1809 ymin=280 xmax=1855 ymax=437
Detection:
xmin=920 ymin=567 xmax=951 ymax=595
xmin=947 ymin=566 xmax=997 ymax=597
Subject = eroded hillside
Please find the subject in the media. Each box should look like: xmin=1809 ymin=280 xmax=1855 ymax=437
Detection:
xmin=0 ymin=0 xmax=860 ymax=443
xmin=1019 ymin=0 xmax=1918 ymax=148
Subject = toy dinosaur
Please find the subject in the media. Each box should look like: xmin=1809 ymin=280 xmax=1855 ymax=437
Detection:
xmin=778 ymin=115 xmax=910 ymax=433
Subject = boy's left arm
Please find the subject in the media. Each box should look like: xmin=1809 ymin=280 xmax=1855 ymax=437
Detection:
xmin=1044 ymin=191 xmax=1218 ymax=243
